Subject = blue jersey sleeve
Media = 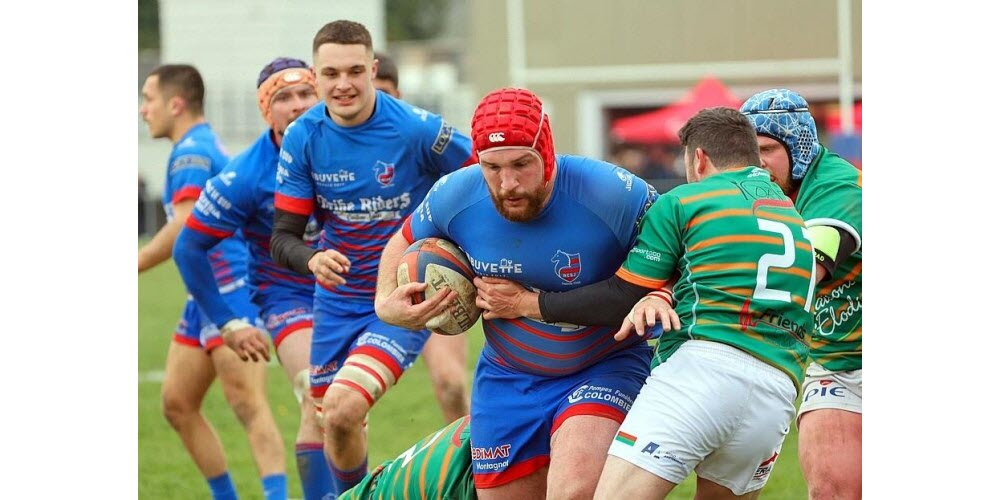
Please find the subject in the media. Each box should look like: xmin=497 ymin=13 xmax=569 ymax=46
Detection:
xmin=173 ymin=226 xmax=239 ymax=328
xmin=173 ymin=166 xmax=259 ymax=328
xmin=167 ymin=151 xmax=214 ymax=204
xmin=413 ymin=109 xmax=474 ymax=177
xmin=189 ymin=165 xmax=257 ymax=237
xmin=274 ymin=120 xmax=315 ymax=215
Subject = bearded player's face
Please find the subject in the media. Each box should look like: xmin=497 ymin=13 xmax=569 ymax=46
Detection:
xmin=756 ymin=135 xmax=793 ymax=194
xmin=479 ymin=149 xmax=549 ymax=222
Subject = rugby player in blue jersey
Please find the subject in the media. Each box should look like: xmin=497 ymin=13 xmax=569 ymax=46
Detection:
xmin=371 ymin=50 xmax=471 ymax=424
xmin=173 ymin=58 xmax=337 ymax=500
xmin=375 ymin=88 xmax=659 ymax=500
xmin=139 ymin=64 xmax=286 ymax=500
xmin=269 ymin=20 xmax=477 ymax=495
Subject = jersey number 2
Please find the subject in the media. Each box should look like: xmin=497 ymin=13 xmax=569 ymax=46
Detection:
xmin=754 ymin=218 xmax=816 ymax=311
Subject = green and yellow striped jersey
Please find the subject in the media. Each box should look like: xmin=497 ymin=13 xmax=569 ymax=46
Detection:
xmin=796 ymin=147 xmax=862 ymax=372
xmin=618 ymin=166 xmax=816 ymax=392
xmin=339 ymin=415 xmax=476 ymax=500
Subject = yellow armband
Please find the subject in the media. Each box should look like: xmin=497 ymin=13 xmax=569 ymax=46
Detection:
xmin=805 ymin=225 xmax=855 ymax=280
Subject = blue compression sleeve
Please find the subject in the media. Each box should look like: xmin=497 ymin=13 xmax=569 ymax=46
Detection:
xmin=173 ymin=225 xmax=239 ymax=328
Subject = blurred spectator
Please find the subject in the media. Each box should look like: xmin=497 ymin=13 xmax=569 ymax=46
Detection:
xmin=637 ymin=145 xmax=683 ymax=180
xmin=829 ymin=133 xmax=862 ymax=170
xmin=611 ymin=146 xmax=646 ymax=176
xmin=374 ymin=51 xmax=401 ymax=98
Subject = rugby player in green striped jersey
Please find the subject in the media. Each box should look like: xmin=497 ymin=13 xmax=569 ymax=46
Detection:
xmin=742 ymin=89 xmax=862 ymax=500
xmin=339 ymin=415 xmax=476 ymax=500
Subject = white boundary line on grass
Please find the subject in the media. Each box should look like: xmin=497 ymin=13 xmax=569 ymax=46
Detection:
xmin=138 ymin=358 xmax=280 ymax=384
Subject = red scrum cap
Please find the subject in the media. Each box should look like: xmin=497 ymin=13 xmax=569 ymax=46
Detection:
xmin=471 ymin=88 xmax=556 ymax=182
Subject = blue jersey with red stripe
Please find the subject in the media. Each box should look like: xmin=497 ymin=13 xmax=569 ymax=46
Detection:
xmin=404 ymin=155 xmax=659 ymax=376
xmin=163 ymin=122 xmax=247 ymax=287
xmin=187 ymin=129 xmax=318 ymax=295
xmin=274 ymin=92 xmax=473 ymax=302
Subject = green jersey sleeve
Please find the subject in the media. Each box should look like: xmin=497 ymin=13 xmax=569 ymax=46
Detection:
xmin=619 ymin=194 xmax=685 ymax=289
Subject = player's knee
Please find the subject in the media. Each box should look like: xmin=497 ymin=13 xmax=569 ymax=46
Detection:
xmin=548 ymin=479 xmax=597 ymax=500
xmin=161 ymin=393 xmax=197 ymax=430
xmin=547 ymin=459 xmax=600 ymax=500
xmin=237 ymin=403 xmax=261 ymax=427
xmin=803 ymin=454 xmax=861 ymax=500
xmin=219 ymin=374 xmax=252 ymax=403
xmin=322 ymin=392 xmax=367 ymax=436
xmin=433 ymin=377 xmax=468 ymax=406
xmin=807 ymin=473 xmax=861 ymax=500
xmin=219 ymin=379 xmax=268 ymax=425
xmin=224 ymin=389 xmax=266 ymax=426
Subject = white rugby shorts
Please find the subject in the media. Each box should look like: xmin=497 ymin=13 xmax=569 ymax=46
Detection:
xmin=608 ymin=340 xmax=797 ymax=496
xmin=797 ymin=362 xmax=862 ymax=422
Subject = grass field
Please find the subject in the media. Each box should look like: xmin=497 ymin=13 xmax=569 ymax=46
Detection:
xmin=139 ymin=258 xmax=808 ymax=499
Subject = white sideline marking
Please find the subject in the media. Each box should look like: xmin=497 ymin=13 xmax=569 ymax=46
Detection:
xmin=138 ymin=370 xmax=166 ymax=383
xmin=139 ymin=359 xmax=280 ymax=384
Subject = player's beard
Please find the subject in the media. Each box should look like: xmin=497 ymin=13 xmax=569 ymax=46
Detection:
xmin=771 ymin=173 xmax=794 ymax=197
xmin=489 ymin=184 xmax=547 ymax=222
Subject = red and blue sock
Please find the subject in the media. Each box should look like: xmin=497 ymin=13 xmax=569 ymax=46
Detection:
xmin=295 ymin=442 xmax=335 ymax=500
xmin=331 ymin=458 xmax=367 ymax=495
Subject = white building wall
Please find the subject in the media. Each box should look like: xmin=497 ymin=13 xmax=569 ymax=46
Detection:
xmin=140 ymin=0 xmax=384 ymax=194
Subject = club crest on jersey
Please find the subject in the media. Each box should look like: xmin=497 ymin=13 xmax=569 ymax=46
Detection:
xmin=551 ymin=250 xmax=582 ymax=284
xmin=373 ymin=161 xmax=395 ymax=188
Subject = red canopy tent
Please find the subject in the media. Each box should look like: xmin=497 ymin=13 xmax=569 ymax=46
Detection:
xmin=611 ymin=76 xmax=744 ymax=145
xmin=824 ymin=101 xmax=862 ymax=134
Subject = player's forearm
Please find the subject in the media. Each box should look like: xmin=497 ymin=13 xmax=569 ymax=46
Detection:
xmin=138 ymin=219 xmax=183 ymax=272
xmin=271 ymin=208 xmax=319 ymax=275
xmin=173 ymin=227 xmax=238 ymax=327
xmin=515 ymin=291 xmax=542 ymax=319
xmin=375 ymin=231 xmax=409 ymax=304
xmin=538 ymin=274 xmax=653 ymax=327
xmin=813 ymin=265 xmax=828 ymax=283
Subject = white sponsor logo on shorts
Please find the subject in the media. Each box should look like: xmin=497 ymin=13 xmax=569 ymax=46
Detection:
xmin=568 ymin=385 xmax=589 ymax=403
xmin=566 ymin=384 xmax=634 ymax=411
xmin=640 ymin=442 xmax=685 ymax=466
xmin=472 ymin=444 xmax=512 ymax=471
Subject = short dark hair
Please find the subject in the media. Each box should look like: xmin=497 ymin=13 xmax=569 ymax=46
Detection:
xmin=678 ymin=107 xmax=760 ymax=170
xmin=374 ymin=51 xmax=398 ymax=88
xmin=313 ymin=20 xmax=373 ymax=54
xmin=148 ymin=64 xmax=205 ymax=115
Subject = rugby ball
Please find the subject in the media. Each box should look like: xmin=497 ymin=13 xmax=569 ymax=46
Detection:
xmin=397 ymin=238 xmax=482 ymax=335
